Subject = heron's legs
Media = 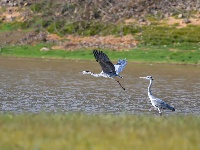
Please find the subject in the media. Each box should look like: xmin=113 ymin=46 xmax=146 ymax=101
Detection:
xmin=158 ymin=108 xmax=162 ymax=114
xmin=115 ymin=79 xmax=125 ymax=90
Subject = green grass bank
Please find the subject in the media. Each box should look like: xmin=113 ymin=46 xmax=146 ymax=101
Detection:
xmin=0 ymin=44 xmax=200 ymax=64
xmin=0 ymin=113 xmax=200 ymax=150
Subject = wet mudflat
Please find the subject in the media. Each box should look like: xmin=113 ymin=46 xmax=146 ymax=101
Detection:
xmin=0 ymin=57 xmax=199 ymax=115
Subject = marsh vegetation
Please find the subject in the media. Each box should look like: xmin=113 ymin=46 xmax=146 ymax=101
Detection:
xmin=0 ymin=114 xmax=200 ymax=150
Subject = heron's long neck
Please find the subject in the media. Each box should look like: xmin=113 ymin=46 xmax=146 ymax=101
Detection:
xmin=88 ymin=72 xmax=101 ymax=77
xmin=148 ymin=79 xmax=153 ymax=96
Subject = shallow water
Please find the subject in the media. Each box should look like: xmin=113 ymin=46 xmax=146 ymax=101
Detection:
xmin=0 ymin=57 xmax=200 ymax=115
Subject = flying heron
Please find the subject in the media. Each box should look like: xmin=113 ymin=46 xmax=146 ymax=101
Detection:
xmin=140 ymin=76 xmax=175 ymax=114
xmin=82 ymin=50 xmax=127 ymax=90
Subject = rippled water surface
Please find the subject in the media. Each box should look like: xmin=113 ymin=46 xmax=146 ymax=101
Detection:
xmin=0 ymin=57 xmax=200 ymax=115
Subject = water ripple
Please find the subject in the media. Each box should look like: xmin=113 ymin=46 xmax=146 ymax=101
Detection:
xmin=0 ymin=58 xmax=200 ymax=115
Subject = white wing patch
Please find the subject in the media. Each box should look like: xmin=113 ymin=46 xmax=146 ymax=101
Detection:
xmin=114 ymin=59 xmax=127 ymax=75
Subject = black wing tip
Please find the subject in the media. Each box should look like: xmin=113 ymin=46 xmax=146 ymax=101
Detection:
xmin=93 ymin=49 xmax=100 ymax=54
xmin=93 ymin=49 xmax=103 ymax=62
xmin=93 ymin=49 xmax=104 ymax=54
xmin=93 ymin=49 xmax=97 ymax=53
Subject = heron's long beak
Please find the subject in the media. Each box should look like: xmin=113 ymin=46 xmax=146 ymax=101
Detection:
xmin=140 ymin=77 xmax=146 ymax=79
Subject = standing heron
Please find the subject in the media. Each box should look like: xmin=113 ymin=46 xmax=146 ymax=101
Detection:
xmin=82 ymin=50 xmax=127 ymax=90
xmin=140 ymin=76 xmax=175 ymax=114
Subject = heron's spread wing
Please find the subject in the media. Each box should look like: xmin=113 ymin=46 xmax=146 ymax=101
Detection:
xmin=93 ymin=50 xmax=116 ymax=74
xmin=114 ymin=59 xmax=127 ymax=75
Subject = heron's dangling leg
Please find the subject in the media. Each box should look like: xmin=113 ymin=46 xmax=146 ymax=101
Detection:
xmin=115 ymin=80 xmax=125 ymax=90
xmin=158 ymin=108 xmax=162 ymax=115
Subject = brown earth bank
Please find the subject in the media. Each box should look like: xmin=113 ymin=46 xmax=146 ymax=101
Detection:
xmin=0 ymin=31 xmax=139 ymax=51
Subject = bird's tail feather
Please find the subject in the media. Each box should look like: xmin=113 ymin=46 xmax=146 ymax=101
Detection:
xmin=166 ymin=104 xmax=175 ymax=111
